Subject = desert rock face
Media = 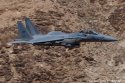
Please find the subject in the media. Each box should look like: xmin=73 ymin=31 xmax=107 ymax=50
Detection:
xmin=0 ymin=0 xmax=125 ymax=83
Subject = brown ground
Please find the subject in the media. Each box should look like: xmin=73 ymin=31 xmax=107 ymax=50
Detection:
xmin=0 ymin=0 xmax=125 ymax=83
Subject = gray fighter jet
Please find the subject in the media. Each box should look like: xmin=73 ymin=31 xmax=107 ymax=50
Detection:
xmin=10 ymin=18 xmax=117 ymax=47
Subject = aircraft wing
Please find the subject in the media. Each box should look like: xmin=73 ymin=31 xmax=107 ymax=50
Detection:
xmin=30 ymin=36 xmax=65 ymax=44
xmin=30 ymin=35 xmax=88 ymax=44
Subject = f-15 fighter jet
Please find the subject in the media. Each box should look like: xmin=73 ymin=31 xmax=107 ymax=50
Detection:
xmin=10 ymin=18 xmax=117 ymax=47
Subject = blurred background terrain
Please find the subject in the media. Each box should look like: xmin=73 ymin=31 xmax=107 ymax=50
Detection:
xmin=0 ymin=0 xmax=125 ymax=83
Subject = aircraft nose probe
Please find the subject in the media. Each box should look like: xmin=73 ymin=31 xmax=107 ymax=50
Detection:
xmin=102 ymin=35 xmax=118 ymax=42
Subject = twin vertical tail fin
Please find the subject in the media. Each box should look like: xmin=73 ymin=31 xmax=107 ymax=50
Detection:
xmin=17 ymin=21 xmax=32 ymax=40
xmin=16 ymin=17 xmax=40 ymax=41
xmin=25 ymin=17 xmax=40 ymax=36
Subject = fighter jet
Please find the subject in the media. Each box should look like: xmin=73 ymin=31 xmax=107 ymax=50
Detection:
xmin=9 ymin=17 xmax=117 ymax=47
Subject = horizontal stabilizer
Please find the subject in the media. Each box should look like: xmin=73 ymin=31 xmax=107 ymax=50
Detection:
xmin=9 ymin=40 xmax=31 ymax=44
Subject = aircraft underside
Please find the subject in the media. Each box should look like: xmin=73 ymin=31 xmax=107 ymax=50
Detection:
xmin=33 ymin=40 xmax=80 ymax=48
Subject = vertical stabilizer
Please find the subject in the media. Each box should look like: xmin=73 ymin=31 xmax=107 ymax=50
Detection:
xmin=17 ymin=21 xmax=32 ymax=40
xmin=25 ymin=17 xmax=40 ymax=35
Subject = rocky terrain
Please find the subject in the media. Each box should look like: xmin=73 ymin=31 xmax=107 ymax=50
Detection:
xmin=0 ymin=0 xmax=125 ymax=83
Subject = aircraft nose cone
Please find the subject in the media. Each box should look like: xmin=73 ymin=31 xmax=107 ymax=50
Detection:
xmin=103 ymin=35 xmax=117 ymax=42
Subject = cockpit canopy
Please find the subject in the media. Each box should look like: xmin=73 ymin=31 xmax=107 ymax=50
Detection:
xmin=80 ymin=30 xmax=98 ymax=35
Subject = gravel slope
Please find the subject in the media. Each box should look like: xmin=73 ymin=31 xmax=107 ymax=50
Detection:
xmin=0 ymin=0 xmax=125 ymax=83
